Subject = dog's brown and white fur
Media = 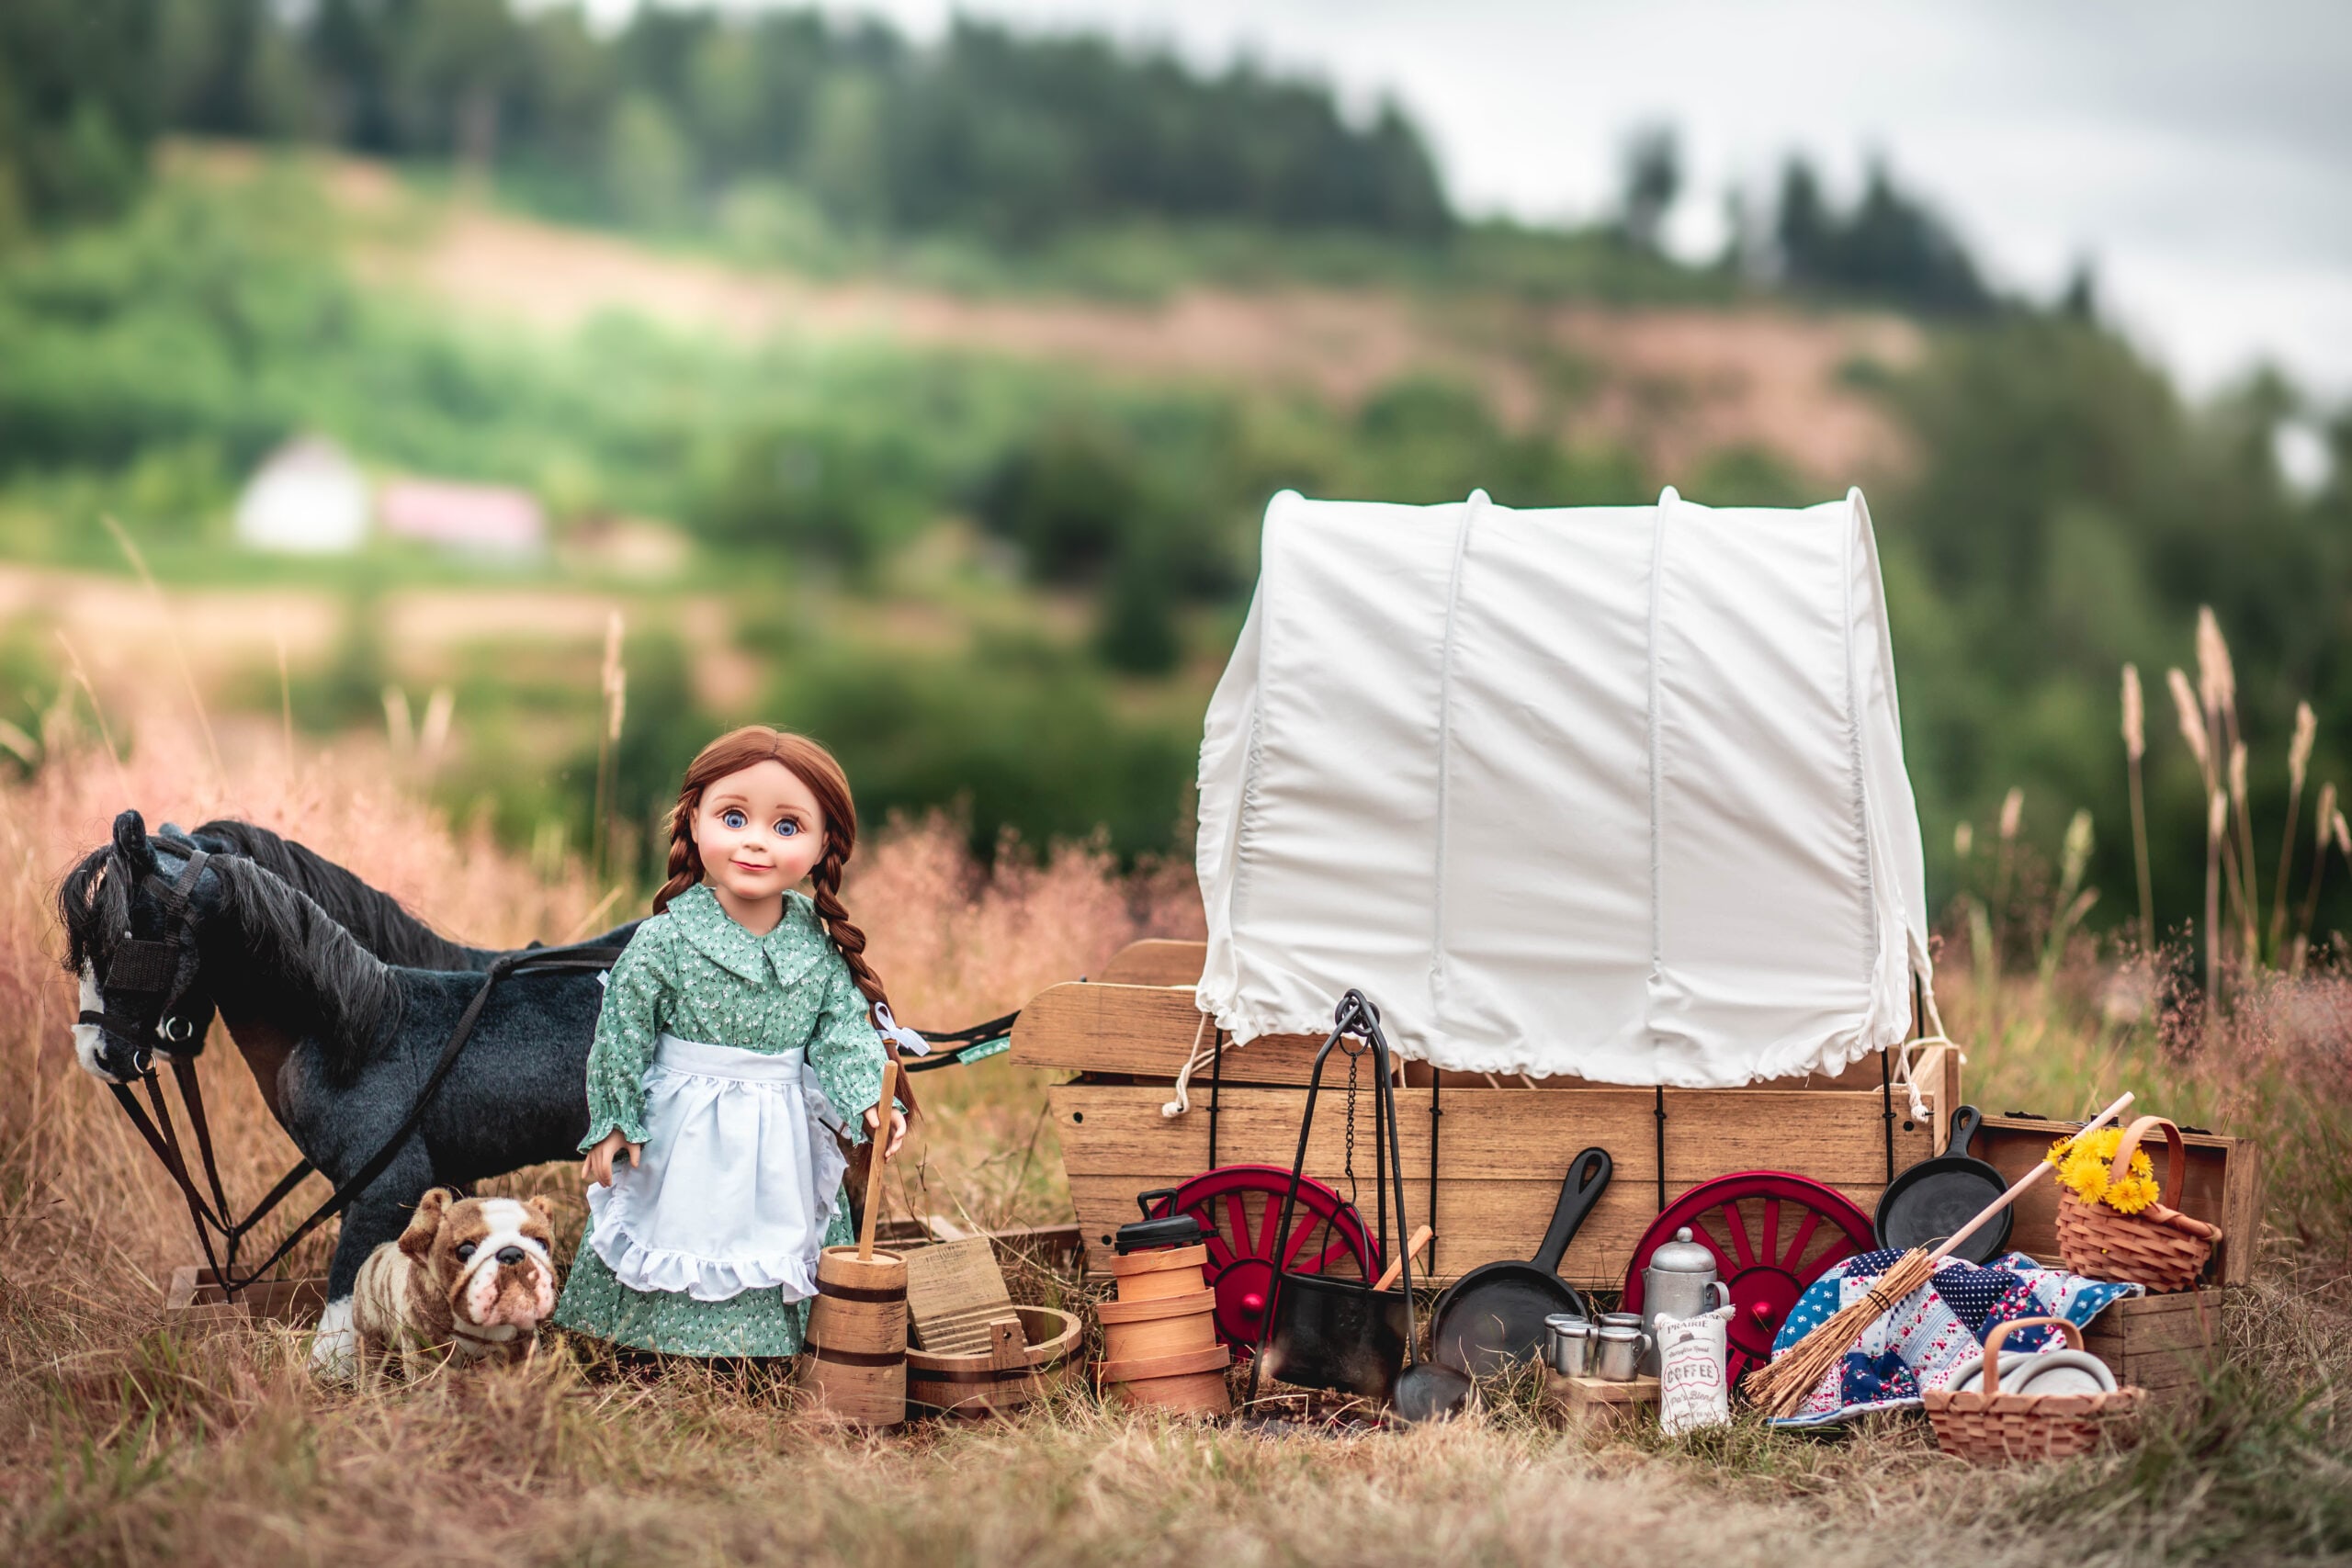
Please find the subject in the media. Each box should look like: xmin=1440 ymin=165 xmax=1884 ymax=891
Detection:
xmin=350 ymin=1190 xmax=557 ymax=1371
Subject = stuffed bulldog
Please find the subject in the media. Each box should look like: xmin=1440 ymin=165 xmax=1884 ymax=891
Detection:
xmin=350 ymin=1189 xmax=557 ymax=1371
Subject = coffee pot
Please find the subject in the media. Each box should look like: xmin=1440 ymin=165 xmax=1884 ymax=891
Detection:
xmin=1639 ymin=1227 xmax=1731 ymax=1374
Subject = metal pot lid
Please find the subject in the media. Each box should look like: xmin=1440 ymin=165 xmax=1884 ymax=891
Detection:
xmin=1646 ymin=1226 xmax=1716 ymax=1276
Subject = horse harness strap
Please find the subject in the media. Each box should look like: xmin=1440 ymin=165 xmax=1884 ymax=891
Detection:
xmin=108 ymin=941 xmax=624 ymax=1298
xmin=78 ymin=849 xmax=210 ymax=1049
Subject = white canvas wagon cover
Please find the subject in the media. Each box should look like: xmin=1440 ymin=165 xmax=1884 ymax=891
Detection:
xmin=1194 ymin=487 xmax=1928 ymax=1089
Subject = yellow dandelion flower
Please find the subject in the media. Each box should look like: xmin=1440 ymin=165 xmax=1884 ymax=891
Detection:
xmin=2046 ymin=1126 xmax=2158 ymax=1213
xmin=2106 ymin=1172 xmax=2160 ymax=1214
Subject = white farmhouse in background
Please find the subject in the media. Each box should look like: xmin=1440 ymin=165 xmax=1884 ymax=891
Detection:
xmin=379 ymin=478 xmax=546 ymax=558
xmin=234 ymin=436 xmax=370 ymax=554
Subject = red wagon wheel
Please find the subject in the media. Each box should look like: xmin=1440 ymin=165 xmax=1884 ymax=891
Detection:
xmin=1142 ymin=1164 xmax=1383 ymax=1356
xmin=1620 ymin=1171 xmax=1877 ymax=1388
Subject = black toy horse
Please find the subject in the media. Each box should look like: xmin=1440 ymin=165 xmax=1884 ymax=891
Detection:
xmin=62 ymin=810 xmax=638 ymax=1366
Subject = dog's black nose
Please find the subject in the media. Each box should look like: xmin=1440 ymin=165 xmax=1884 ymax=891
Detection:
xmin=496 ymin=1246 xmax=526 ymax=1266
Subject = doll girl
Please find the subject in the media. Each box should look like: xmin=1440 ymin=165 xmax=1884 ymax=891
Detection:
xmin=552 ymin=726 xmax=909 ymax=1358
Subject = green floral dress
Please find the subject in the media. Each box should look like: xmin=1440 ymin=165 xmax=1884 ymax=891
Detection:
xmin=553 ymin=884 xmax=887 ymax=1357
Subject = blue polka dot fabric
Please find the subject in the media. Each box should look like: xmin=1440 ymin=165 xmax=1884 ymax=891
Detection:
xmin=1766 ymin=1252 xmax=2143 ymax=1427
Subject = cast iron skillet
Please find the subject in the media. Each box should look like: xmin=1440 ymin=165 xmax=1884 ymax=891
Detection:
xmin=1873 ymin=1105 xmax=2011 ymax=1264
xmin=1429 ymin=1146 xmax=1611 ymax=1377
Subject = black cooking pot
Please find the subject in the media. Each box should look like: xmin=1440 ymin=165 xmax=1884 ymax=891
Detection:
xmin=1873 ymin=1105 xmax=2011 ymax=1264
xmin=1257 ymin=1274 xmax=1412 ymax=1400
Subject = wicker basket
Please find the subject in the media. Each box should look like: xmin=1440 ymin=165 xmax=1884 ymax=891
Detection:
xmin=1923 ymin=1316 xmax=2144 ymax=1463
xmin=2054 ymin=1116 xmax=2223 ymax=1292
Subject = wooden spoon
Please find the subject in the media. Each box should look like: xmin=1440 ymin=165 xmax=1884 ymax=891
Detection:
xmin=1373 ymin=1226 xmax=1434 ymax=1292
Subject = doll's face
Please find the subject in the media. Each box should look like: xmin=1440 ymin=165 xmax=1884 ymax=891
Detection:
xmin=691 ymin=759 xmax=828 ymax=913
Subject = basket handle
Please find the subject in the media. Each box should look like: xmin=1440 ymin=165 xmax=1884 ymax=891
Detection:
xmin=1978 ymin=1314 xmax=2084 ymax=1397
xmin=2108 ymin=1114 xmax=2187 ymax=1203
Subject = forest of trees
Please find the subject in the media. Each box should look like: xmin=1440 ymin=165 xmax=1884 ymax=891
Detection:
xmin=5 ymin=0 xmax=1449 ymax=243
xmin=4 ymin=0 xmax=1998 ymax=318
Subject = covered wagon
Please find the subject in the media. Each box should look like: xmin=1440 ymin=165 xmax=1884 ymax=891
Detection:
xmin=1012 ymin=486 xmax=1962 ymax=1377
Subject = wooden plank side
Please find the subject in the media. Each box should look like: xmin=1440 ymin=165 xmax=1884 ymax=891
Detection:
xmin=1975 ymin=1116 xmax=2249 ymax=1286
xmin=1052 ymin=1085 xmax=1929 ymax=1186
xmin=1019 ymin=983 xmax=1955 ymax=1100
xmin=1095 ymin=940 xmax=1207 ymax=987
xmin=1065 ymin=1172 xmax=1890 ymax=1289
xmin=1012 ymin=983 xmax=1331 ymax=1084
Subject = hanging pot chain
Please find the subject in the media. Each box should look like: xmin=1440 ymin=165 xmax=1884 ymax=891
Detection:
xmin=1340 ymin=1032 xmax=1364 ymax=1206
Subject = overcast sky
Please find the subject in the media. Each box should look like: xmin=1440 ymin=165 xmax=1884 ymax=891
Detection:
xmin=636 ymin=0 xmax=2352 ymax=401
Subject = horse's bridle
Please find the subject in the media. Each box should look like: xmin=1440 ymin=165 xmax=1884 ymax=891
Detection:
xmin=78 ymin=846 xmax=287 ymax=1295
xmin=79 ymin=847 xmax=213 ymax=1069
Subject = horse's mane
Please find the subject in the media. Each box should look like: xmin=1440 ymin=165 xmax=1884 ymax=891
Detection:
xmin=206 ymin=852 xmax=401 ymax=1053
xmin=185 ymin=820 xmax=492 ymax=972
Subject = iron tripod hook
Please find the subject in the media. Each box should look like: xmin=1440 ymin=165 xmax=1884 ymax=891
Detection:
xmin=1244 ymin=988 xmax=1419 ymax=1410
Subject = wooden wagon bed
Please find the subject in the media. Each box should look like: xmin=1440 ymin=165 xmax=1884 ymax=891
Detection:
xmin=1015 ymin=941 xmax=1962 ymax=1288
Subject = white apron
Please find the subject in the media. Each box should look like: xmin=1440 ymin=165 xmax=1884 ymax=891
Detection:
xmin=585 ymin=1033 xmax=849 ymax=1303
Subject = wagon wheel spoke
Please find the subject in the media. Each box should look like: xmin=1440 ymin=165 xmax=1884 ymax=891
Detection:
xmin=1719 ymin=1201 xmax=1758 ymax=1269
xmin=1258 ymin=1191 xmax=1289 ymax=1258
xmin=1759 ymin=1199 xmax=1781 ymax=1269
xmin=1780 ymin=1209 xmax=1822 ymax=1273
xmin=1203 ymin=1233 xmax=1235 ymax=1269
xmin=1686 ymin=1223 xmax=1737 ymax=1279
xmin=1299 ymin=1235 xmax=1353 ymax=1275
xmin=1282 ymin=1215 xmax=1325 ymax=1268
xmin=1227 ymin=1193 xmax=1255 ymax=1255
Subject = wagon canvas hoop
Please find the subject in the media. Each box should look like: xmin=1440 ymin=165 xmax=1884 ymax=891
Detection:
xmin=1195 ymin=486 xmax=1929 ymax=1089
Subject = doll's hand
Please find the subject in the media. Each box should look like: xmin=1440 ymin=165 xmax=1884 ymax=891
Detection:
xmin=582 ymin=1129 xmax=642 ymax=1188
xmin=864 ymin=1102 xmax=909 ymax=1160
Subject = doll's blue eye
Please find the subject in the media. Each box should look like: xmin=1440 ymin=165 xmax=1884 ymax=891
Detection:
xmin=775 ymin=819 xmax=799 ymax=836
xmin=722 ymin=809 xmax=746 ymax=829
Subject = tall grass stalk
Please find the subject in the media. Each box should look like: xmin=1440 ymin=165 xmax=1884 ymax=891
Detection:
xmin=2230 ymin=739 xmax=2259 ymax=957
xmin=2294 ymin=781 xmax=2338 ymax=975
xmin=2270 ymin=700 xmax=2316 ymax=959
xmin=2123 ymin=663 xmax=2154 ymax=951
xmin=592 ymin=611 xmax=625 ymax=886
xmin=2206 ymin=787 xmax=2226 ymax=1020
xmin=103 ymin=513 xmax=224 ymax=784
xmin=2039 ymin=808 xmax=2097 ymax=987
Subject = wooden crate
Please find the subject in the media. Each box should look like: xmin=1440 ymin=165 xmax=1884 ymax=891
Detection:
xmin=1019 ymin=956 xmax=1951 ymax=1288
xmin=2084 ymin=1289 xmax=2220 ymax=1411
xmin=165 ymin=1266 xmax=328 ymax=1328
xmin=1545 ymin=1371 xmax=1659 ymax=1433
xmin=1973 ymin=1114 xmax=2260 ymax=1287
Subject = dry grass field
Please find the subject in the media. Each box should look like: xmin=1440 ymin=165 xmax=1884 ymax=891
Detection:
xmin=3 ymin=714 xmax=2348 ymax=1567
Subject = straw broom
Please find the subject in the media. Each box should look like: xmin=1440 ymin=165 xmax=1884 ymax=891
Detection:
xmin=1747 ymin=1090 xmax=2137 ymax=1418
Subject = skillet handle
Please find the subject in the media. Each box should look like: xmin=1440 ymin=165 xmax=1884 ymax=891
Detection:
xmin=1532 ymin=1146 xmax=1612 ymax=1275
xmin=1948 ymin=1104 xmax=1984 ymax=1158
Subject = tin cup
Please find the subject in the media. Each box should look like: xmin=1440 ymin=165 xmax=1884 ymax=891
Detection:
xmin=1544 ymin=1314 xmax=1594 ymax=1377
xmin=1594 ymin=1323 xmax=1651 ymax=1382
xmin=1600 ymin=1311 xmax=1645 ymax=1334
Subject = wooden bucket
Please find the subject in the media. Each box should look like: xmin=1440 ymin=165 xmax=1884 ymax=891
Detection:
xmin=1099 ymin=1343 xmax=1232 ymax=1416
xmin=1095 ymin=1287 xmax=1218 ymax=1362
xmin=907 ymin=1304 xmax=1082 ymax=1416
xmin=1107 ymin=1244 xmax=1210 ymax=1303
xmin=802 ymin=1245 xmax=909 ymax=1427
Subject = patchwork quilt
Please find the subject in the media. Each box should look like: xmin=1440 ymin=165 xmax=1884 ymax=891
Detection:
xmin=1767 ymin=1249 xmax=2143 ymax=1427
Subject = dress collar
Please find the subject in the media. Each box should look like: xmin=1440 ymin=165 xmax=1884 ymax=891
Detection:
xmin=667 ymin=883 xmax=823 ymax=986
